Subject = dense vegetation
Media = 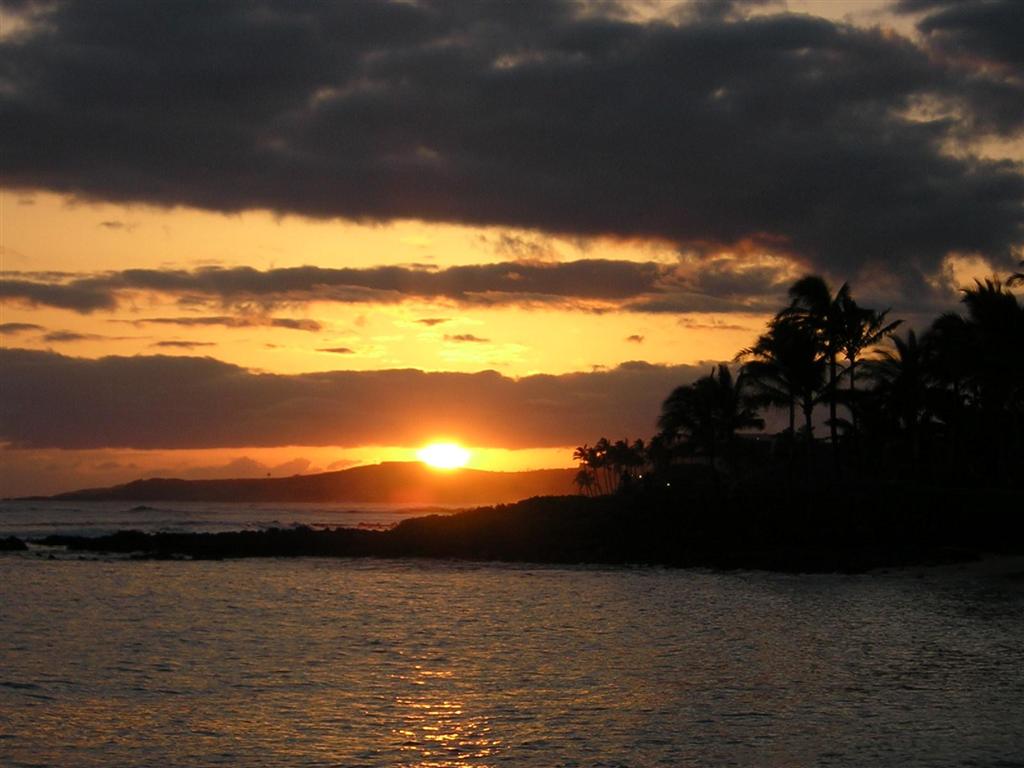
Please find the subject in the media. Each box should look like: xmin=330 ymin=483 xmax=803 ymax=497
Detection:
xmin=574 ymin=267 xmax=1024 ymax=495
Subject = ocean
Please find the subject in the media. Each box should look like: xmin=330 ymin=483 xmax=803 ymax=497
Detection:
xmin=2 ymin=501 xmax=1023 ymax=766
xmin=0 ymin=499 xmax=465 ymax=540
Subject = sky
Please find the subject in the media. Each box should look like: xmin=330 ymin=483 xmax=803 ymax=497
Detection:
xmin=1 ymin=0 xmax=1022 ymax=496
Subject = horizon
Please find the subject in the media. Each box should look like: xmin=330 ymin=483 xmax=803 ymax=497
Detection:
xmin=18 ymin=459 xmax=579 ymax=500
xmin=2 ymin=0 xmax=1023 ymax=496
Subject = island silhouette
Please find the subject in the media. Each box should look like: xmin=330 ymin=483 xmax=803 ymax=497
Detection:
xmin=26 ymin=462 xmax=577 ymax=505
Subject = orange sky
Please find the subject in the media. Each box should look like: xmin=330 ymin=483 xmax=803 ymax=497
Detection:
xmin=2 ymin=190 xmax=777 ymax=494
xmin=2 ymin=0 xmax=1022 ymax=496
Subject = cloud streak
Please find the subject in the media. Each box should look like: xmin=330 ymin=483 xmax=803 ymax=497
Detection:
xmin=126 ymin=315 xmax=323 ymax=332
xmin=0 ymin=322 xmax=44 ymax=335
xmin=0 ymin=260 xmax=786 ymax=315
xmin=150 ymin=340 xmax=216 ymax=349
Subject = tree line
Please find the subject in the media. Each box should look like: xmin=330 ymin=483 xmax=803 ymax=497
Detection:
xmin=574 ymin=265 xmax=1024 ymax=495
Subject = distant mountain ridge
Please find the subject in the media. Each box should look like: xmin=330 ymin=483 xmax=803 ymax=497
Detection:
xmin=40 ymin=462 xmax=577 ymax=504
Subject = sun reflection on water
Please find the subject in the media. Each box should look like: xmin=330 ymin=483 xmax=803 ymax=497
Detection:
xmin=393 ymin=666 xmax=502 ymax=766
xmin=5 ymin=559 xmax=1024 ymax=766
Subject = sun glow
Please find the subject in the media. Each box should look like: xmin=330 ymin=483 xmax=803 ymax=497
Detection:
xmin=417 ymin=442 xmax=471 ymax=470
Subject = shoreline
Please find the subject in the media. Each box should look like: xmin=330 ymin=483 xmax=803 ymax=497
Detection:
xmin=6 ymin=488 xmax=1023 ymax=574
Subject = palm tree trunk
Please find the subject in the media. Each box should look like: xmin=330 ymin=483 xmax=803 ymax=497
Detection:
xmin=848 ymin=356 xmax=857 ymax=431
xmin=803 ymin=398 xmax=814 ymax=442
xmin=829 ymin=351 xmax=839 ymax=471
xmin=708 ymin=429 xmax=720 ymax=496
xmin=802 ymin=396 xmax=815 ymax=486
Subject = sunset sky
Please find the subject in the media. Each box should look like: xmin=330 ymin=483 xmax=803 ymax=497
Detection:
xmin=2 ymin=0 xmax=1022 ymax=496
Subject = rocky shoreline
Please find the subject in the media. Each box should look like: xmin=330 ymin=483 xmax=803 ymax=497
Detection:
xmin=9 ymin=486 xmax=1023 ymax=574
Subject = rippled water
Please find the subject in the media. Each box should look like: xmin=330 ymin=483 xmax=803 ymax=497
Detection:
xmin=0 ymin=499 xmax=460 ymax=538
xmin=2 ymin=556 xmax=1023 ymax=767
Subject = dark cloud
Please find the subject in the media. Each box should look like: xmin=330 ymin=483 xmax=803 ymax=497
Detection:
xmin=128 ymin=315 xmax=322 ymax=332
xmin=0 ymin=348 xmax=708 ymax=450
xmin=5 ymin=257 xmax=943 ymax=318
xmin=41 ymin=329 xmax=136 ymax=343
xmin=487 ymin=232 xmax=557 ymax=262
xmin=677 ymin=318 xmax=752 ymax=332
xmin=151 ymin=340 xmax=216 ymax=349
xmin=1 ymin=260 xmax=673 ymax=312
xmin=98 ymin=220 xmax=130 ymax=230
xmin=896 ymin=0 xmax=1024 ymax=135
xmin=0 ymin=322 xmax=43 ymax=334
xmin=899 ymin=0 xmax=1024 ymax=68
xmin=689 ymin=260 xmax=792 ymax=303
xmin=445 ymin=334 xmax=489 ymax=343
xmin=0 ymin=277 xmax=116 ymax=312
xmin=19 ymin=256 xmax=949 ymax=315
xmin=624 ymin=292 xmax=778 ymax=314
xmin=684 ymin=0 xmax=783 ymax=23
xmin=270 ymin=318 xmax=322 ymax=332
xmin=1 ymin=1 xmax=1020 ymax=289
xmin=42 ymin=330 xmax=95 ymax=343
xmin=317 ymin=347 xmax=355 ymax=355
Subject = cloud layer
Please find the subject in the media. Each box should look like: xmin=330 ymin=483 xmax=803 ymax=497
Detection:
xmin=0 ymin=259 xmax=794 ymax=315
xmin=0 ymin=348 xmax=708 ymax=450
xmin=2 ymin=0 xmax=1021 ymax=287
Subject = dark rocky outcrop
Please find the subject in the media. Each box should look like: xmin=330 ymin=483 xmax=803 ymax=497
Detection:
xmin=31 ymin=480 xmax=1024 ymax=573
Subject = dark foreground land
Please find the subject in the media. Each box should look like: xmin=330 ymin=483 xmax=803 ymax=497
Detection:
xmin=17 ymin=476 xmax=1024 ymax=573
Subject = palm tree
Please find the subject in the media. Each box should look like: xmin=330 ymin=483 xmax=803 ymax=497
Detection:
xmin=923 ymin=311 xmax=974 ymax=432
xmin=574 ymin=437 xmax=646 ymax=494
xmin=958 ymin=279 xmax=1024 ymax=480
xmin=836 ymin=294 xmax=901 ymax=431
xmin=573 ymin=468 xmax=596 ymax=497
xmin=866 ymin=330 xmax=932 ymax=474
xmin=782 ymin=276 xmax=850 ymax=457
xmin=644 ymin=433 xmax=674 ymax=476
xmin=738 ymin=313 xmax=825 ymax=443
xmin=658 ymin=364 xmax=763 ymax=472
xmin=961 ymin=279 xmax=1023 ymax=406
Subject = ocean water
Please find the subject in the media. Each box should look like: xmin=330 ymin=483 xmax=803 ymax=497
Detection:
xmin=0 ymin=499 xmax=462 ymax=539
xmin=2 ymin=551 xmax=1023 ymax=767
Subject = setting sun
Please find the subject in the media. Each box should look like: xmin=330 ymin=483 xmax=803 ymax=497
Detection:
xmin=417 ymin=442 xmax=471 ymax=470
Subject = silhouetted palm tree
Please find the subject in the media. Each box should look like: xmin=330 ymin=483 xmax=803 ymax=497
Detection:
xmin=836 ymin=294 xmax=901 ymax=429
xmin=658 ymin=364 xmax=763 ymax=472
xmin=866 ymin=330 xmax=932 ymax=474
xmin=959 ymin=279 xmax=1024 ymax=480
xmin=573 ymin=468 xmax=596 ymax=496
xmin=574 ymin=437 xmax=647 ymax=494
xmin=738 ymin=314 xmax=825 ymax=442
xmin=570 ymin=270 xmax=1022 ymax=495
xmin=782 ymin=276 xmax=850 ymax=458
xmin=923 ymin=312 xmax=974 ymax=470
xmin=644 ymin=433 xmax=674 ymax=476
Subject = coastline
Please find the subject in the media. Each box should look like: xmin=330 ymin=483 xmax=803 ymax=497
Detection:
xmin=8 ymin=485 xmax=1024 ymax=574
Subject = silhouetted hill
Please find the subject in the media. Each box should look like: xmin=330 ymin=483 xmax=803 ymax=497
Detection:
xmin=42 ymin=462 xmax=576 ymax=504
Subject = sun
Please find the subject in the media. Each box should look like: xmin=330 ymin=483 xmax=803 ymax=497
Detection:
xmin=417 ymin=442 xmax=471 ymax=470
